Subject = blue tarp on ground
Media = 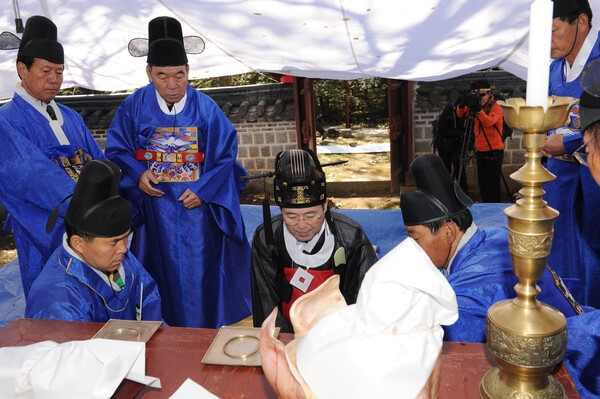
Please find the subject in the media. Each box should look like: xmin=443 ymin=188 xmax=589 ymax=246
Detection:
xmin=0 ymin=203 xmax=510 ymax=328
xmin=242 ymin=203 xmax=510 ymax=259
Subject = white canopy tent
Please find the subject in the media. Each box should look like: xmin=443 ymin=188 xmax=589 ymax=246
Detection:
xmin=1 ymin=0 xmax=599 ymax=100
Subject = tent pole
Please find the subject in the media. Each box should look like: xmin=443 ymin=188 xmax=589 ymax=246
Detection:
xmin=12 ymin=0 xmax=24 ymax=33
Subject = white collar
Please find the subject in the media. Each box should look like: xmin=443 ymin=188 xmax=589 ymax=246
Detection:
xmin=283 ymin=220 xmax=335 ymax=268
xmin=564 ymin=27 xmax=599 ymax=82
xmin=155 ymin=89 xmax=187 ymax=114
xmin=15 ymin=83 xmax=63 ymax=125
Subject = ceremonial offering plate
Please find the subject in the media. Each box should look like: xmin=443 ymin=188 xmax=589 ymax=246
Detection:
xmin=201 ymin=326 xmax=279 ymax=367
xmin=92 ymin=319 xmax=162 ymax=343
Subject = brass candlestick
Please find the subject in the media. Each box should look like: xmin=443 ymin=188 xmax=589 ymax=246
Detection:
xmin=479 ymin=96 xmax=576 ymax=399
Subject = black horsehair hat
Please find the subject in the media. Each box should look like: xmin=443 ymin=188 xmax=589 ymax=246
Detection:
xmin=401 ymin=154 xmax=473 ymax=226
xmin=580 ymin=59 xmax=600 ymax=134
xmin=65 ymin=160 xmax=132 ymax=238
xmin=128 ymin=16 xmax=205 ymax=66
xmin=0 ymin=15 xmax=63 ymax=64
xmin=553 ymin=0 xmax=593 ymax=20
xmin=274 ymin=149 xmax=327 ymax=208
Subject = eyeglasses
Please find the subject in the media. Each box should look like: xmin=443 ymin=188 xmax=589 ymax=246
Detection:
xmin=572 ymin=140 xmax=590 ymax=167
xmin=282 ymin=211 xmax=324 ymax=226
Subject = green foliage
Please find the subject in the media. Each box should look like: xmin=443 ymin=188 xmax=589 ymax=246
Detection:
xmin=191 ymin=72 xmax=277 ymax=89
xmin=58 ymin=87 xmax=112 ymax=95
xmin=315 ymin=77 xmax=388 ymax=127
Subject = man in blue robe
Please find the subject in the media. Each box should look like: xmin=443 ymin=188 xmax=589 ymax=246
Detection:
xmin=26 ymin=160 xmax=162 ymax=322
xmin=560 ymin=64 xmax=600 ymax=399
xmin=105 ymin=16 xmax=251 ymax=328
xmin=401 ymin=154 xmax=587 ymax=343
xmin=0 ymin=16 xmax=105 ymax=297
xmin=542 ymin=0 xmax=600 ymax=307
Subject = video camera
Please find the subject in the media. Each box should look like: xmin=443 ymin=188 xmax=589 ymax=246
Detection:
xmin=464 ymin=91 xmax=483 ymax=109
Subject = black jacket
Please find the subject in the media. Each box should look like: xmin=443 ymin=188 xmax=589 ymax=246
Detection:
xmin=250 ymin=211 xmax=378 ymax=332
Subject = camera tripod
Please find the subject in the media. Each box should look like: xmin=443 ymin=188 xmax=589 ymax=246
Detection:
xmin=456 ymin=110 xmax=514 ymax=203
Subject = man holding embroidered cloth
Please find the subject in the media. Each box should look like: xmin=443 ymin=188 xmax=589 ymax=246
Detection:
xmin=105 ymin=16 xmax=251 ymax=328
xmin=0 ymin=16 xmax=105 ymax=297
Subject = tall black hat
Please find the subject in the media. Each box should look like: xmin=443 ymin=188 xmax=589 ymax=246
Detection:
xmin=128 ymin=16 xmax=205 ymax=66
xmin=580 ymin=91 xmax=600 ymax=134
xmin=580 ymin=59 xmax=600 ymax=133
xmin=274 ymin=149 xmax=327 ymax=208
xmin=66 ymin=160 xmax=132 ymax=237
xmin=0 ymin=15 xmax=63 ymax=64
xmin=553 ymin=0 xmax=593 ymax=20
xmin=401 ymin=154 xmax=473 ymax=226
xmin=581 ymin=58 xmax=600 ymax=96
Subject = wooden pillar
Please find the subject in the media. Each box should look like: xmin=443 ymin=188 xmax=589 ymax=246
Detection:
xmin=292 ymin=77 xmax=317 ymax=152
xmin=387 ymin=79 xmax=413 ymax=192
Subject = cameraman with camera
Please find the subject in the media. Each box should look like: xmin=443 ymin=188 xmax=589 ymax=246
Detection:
xmin=456 ymin=79 xmax=504 ymax=203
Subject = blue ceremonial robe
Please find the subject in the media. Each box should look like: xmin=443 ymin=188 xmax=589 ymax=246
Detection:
xmin=444 ymin=226 xmax=583 ymax=343
xmin=105 ymin=83 xmax=251 ymax=328
xmin=0 ymin=93 xmax=105 ymax=297
xmin=565 ymin=311 xmax=600 ymax=399
xmin=545 ymin=31 xmax=600 ymax=307
xmin=25 ymin=244 xmax=162 ymax=322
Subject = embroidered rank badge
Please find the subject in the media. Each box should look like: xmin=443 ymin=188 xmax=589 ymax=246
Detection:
xmin=290 ymin=267 xmax=314 ymax=293
xmin=145 ymin=126 xmax=201 ymax=182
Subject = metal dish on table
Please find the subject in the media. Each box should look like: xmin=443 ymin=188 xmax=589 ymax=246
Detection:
xmin=201 ymin=326 xmax=279 ymax=367
xmin=92 ymin=319 xmax=162 ymax=342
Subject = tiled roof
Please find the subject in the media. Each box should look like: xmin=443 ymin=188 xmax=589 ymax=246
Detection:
xmin=0 ymin=83 xmax=296 ymax=129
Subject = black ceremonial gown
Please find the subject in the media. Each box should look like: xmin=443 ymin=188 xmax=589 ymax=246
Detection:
xmin=251 ymin=211 xmax=378 ymax=333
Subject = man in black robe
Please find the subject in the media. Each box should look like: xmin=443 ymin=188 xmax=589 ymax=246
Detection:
xmin=251 ymin=148 xmax=378 ymax=332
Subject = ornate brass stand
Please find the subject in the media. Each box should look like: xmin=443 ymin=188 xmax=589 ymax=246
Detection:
xmin=479 ymin=97 xmax=576 ymax=399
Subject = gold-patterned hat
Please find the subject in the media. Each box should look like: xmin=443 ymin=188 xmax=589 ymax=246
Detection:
xmin=274 ymin=149 xmax=326 ymax=208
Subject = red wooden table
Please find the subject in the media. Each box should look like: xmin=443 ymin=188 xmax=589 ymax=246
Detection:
xmin=0 ymin=318 xmax=580 ymax=398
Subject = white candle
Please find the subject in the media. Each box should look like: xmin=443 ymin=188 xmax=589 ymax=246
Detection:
xmin=526 ymin=0 xmax=553 ymax=110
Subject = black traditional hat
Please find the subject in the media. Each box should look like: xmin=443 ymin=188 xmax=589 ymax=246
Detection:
xmin=274 ymin=149 xmax=327 ymax=208
xmin=66 ymin=160 xmax=132 ymax=237
xmin=128 ymin=16 xmax=205 ymax=66
xmin=401 ymin=154 xmax=473 ymax=226
xmin=580 ymin=59 xmax=600 ymax=133
xmin=0 ymin=15 xmax=63 ymax=64
xmin=581 ymin=58 xmax=600 ymax=96
xmin=553 ymin=0 xmax=592 ymax=20
xmin=580 ymin=91 xmax=600 ymax=133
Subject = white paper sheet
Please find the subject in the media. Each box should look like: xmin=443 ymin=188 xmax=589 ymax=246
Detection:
xmin=169 ymin=378 xmax=220 ymax=399
xmin=0 ymin=339 xmax=160 ymax=399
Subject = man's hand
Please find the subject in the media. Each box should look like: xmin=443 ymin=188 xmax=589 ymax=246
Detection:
xmin=541 ymin=134 xmax=566 ymax=158
xmin=138 ymin=170 xmax=165 ymax=197
xmin=179 ymin=189 xmax=203 ymax=209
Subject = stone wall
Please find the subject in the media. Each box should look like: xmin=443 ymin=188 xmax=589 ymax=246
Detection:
xmin=235 ymin=120 xmax=297 ymax=192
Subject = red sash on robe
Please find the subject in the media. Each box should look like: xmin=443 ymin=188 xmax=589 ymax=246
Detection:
xmin=281 ymin=267 xmax=334 ymax=323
